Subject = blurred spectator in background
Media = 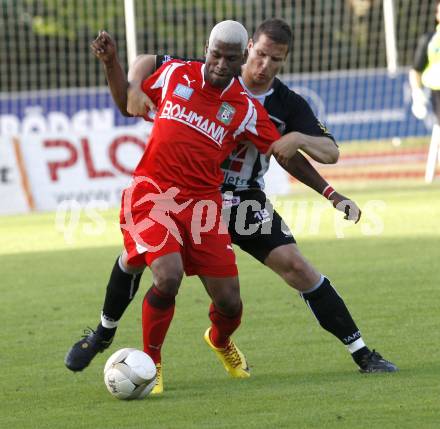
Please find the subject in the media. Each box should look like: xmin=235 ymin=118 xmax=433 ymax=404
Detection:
xmin=409 ymin=0 xmax=440 ymax=183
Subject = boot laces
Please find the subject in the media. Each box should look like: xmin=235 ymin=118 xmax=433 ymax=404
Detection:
xmin=223 ymin=342 xmax=242 ymax=368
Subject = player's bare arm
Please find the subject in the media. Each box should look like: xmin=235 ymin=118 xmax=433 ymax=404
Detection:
xmin=283 ymin=152 xmax=361 ymax=223
xmin=127 ymin=54 xmax=157 ymax=116
xmin=266 ymin=132 xmax=338 ymax=165
xmin=265 ymin=133 xmax=302 ymax=165
xmin=285 ymin=132 xmax=339 ymax=164
xmin=90 ymin=30 xmax=131 ymax=117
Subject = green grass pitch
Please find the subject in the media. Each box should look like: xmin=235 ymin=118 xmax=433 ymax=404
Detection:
xmin=1 ymin=182 xmax=439 ymax=429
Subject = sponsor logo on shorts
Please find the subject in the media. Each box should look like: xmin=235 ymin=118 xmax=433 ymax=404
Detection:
xmin=222 ymin=195 xmax=241 ymax=208
xmin=254 ymin=208 xmax=271 ymax=224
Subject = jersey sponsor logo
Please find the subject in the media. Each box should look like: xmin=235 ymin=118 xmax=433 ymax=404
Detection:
xmin=183 ymin=74 xmax=196 ymax=87
xmin=160 ymin=100 xmax=228 ymax=146
xmin=173 ymin=83 xmax=194 ymax=101
xmin=216 ymin=102 xmax=236 ymax=125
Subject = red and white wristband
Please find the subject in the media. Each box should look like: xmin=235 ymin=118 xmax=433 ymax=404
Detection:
xmin=322 ymin=185 xmax=336 ymax=200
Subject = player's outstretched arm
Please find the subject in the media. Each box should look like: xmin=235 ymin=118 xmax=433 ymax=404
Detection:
xmin=284 ymin=151 xmax=361 ymax=223
xmin=266 ymin=131 xmax=338 ymax=164
xmin=288 ymin=132 xmax=339 ymax=164
xmin=127 ymin=55 xmax=157 ymax=117
xmin=91 ymin=31 xmax=131 ymax=117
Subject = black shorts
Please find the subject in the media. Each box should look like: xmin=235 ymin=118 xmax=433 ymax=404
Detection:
xmin=431 ymin=90 xmax=440 ymax=123
xmin=223 ymin=189 xmax=296 ymax=263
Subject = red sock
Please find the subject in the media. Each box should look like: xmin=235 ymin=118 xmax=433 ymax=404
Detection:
xmin=208 ymin=302 xmax=242 ymax=348
xmin=142 ymin=285 xmax=175 ymax=364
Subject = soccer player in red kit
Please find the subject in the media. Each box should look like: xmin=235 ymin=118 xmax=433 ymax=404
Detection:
xmin=83 ymin=20 xmax=296 ymax=394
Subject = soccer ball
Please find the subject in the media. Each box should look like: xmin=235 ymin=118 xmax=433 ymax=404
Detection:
xmin=103 ymin=348 xmax=157 ymax=400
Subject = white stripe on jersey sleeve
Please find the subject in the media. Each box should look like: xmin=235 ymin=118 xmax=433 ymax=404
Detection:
xmin=233 ymin=98 xmax=258 ymax=139
xmin=150 ymin=62 xmax=185 ymax=102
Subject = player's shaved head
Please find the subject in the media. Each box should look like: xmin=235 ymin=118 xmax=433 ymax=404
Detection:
xmin=208 ymin=20 xmax=249 ymax=53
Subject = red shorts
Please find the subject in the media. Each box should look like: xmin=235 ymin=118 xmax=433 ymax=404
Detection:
xmin=120 ymin=183 xmax=238 ymax=277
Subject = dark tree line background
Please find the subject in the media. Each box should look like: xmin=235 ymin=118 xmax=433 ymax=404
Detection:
xmin=0 ymin=0 xmax=437 ymax=92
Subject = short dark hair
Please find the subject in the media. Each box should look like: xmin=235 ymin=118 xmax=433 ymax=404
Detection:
xmin=252 ymin=18 xmax=292 ymax=51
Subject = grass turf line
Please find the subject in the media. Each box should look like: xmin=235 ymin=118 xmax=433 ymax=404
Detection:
xmin=0 ymin=183 xmax=439 ymax=429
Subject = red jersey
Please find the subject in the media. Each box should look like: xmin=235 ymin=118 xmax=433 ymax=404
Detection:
xmin=134 ymin=60 xmax=280 ymax=201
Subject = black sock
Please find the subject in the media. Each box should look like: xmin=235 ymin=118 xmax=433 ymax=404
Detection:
xmin=351 ymin=346 xmax=371 ymax=367
xmin=97 ymin=256 xmax=143 ymax=338
xmin=302 ymin=277 xmax=362 ymax=347
xmin=96 ymin=323 xmax=117 ymax=341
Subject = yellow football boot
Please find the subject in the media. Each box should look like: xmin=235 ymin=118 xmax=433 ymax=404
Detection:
xmin=151 ymin=363 xmax=163 ymax=395
xmin=204 ymin=328 xmax=250 ymax=378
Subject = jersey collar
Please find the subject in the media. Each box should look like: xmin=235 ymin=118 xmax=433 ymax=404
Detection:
xmin=200 ymin=64 xmax=235 ymax=97
xmin=238 ymin=76 xmax=274 ymax=99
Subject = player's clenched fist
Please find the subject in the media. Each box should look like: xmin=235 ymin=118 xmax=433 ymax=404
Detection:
xmin=90 ymin=30 xmax=117 ymax=64
xmin=266 ymin=133 xmax=302 ymax=166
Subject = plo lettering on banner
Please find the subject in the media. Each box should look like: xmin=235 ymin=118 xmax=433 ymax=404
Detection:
xmin=19 ymin=129 xmax=149 ymax=211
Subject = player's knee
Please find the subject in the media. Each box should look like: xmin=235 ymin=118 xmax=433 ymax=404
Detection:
xmin=272 ymin=250 xmax=306 ymax=278
xmin=151 ymin=254 xmax=184 ymax=296
xmin=213 ymin=289 xmax=241 ymax=316
xmin=286 ymin=257 xmax=309 ymax=278
xmin=278 ymin=255 xmax=314 ymax=290
xmin=152 ymin=264 xmax=184 ymax=296
xmin=154 ymin=272 xmax=183 ymax=296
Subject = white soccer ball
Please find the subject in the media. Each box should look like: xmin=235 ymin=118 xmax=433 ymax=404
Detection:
xmin=103 ymin=348 xmax=157 ymax=400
